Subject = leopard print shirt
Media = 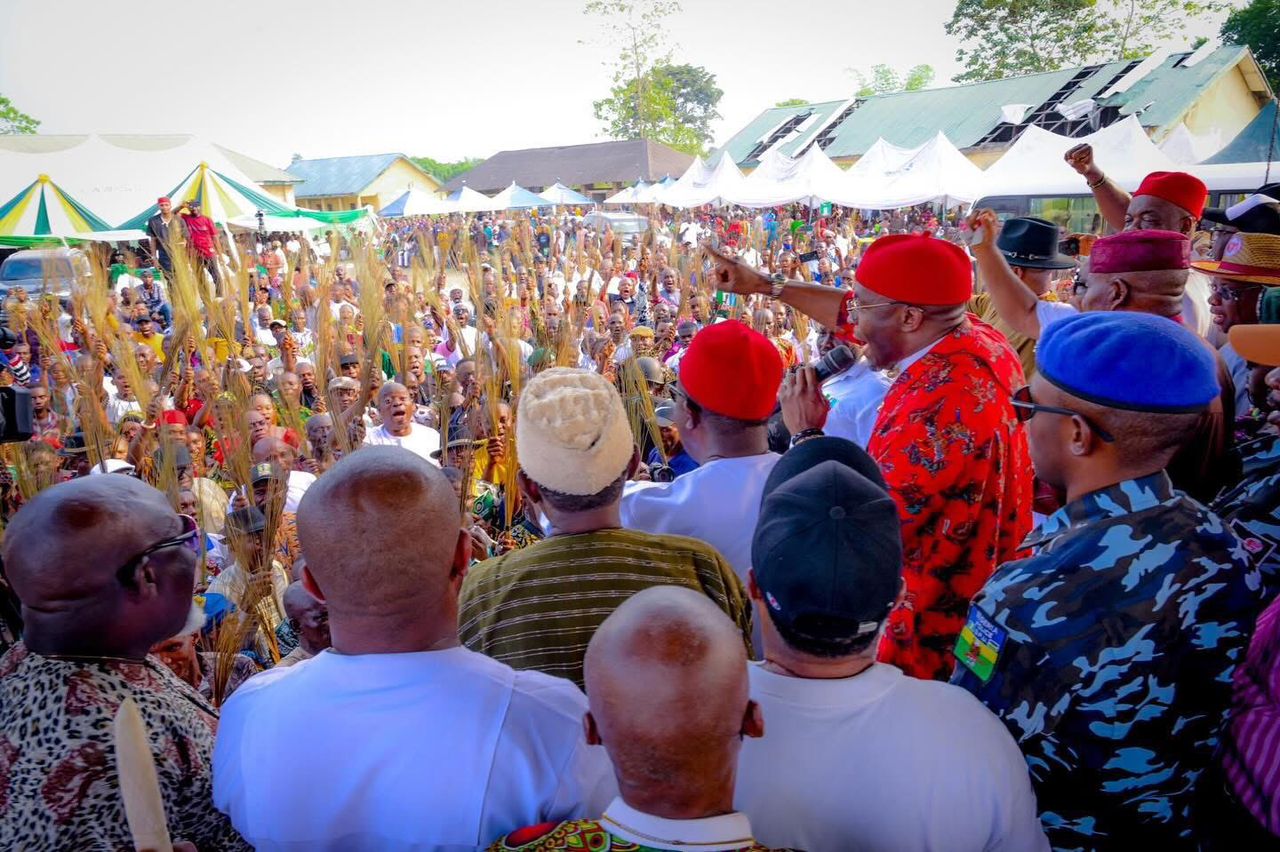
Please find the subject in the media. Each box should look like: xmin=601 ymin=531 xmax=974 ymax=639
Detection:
xmin=0 ymin=643 xmax=250 ymax=851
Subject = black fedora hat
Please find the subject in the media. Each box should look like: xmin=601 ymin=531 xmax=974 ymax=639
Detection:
xmin=997 ymin=217 xmax=1076 ymax=270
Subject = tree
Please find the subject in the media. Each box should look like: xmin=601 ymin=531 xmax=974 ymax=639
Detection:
xmin=945 ymin=0 xmax=1222 ymax=83
xmin=1099 ymin=0 xmax=1225 ymax=61
xmin=946 ymin=0 xmax=1105 ymax=83
xmin=410 ymin=156 xmax=483 ymax=183
xmin=775 ymin=98 xmax=810 ymax=107
xmin=0 ymin=95 xmax=39 ymax=135
xmin=583 ymin=0 xmax=681 ymax=141
xmin=851 ymin=63 xmax=935 ymax=96
xmin=593 ymin=62 xmax=722 ymax=153
xmin=1221 ymin=0 xmax=1279 ymax=89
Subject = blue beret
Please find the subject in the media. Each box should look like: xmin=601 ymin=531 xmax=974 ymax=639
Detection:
xmin=1038 ymin=312 xmax=1218 ymax=413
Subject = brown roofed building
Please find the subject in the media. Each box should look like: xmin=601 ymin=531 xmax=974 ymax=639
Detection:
xmin=442 ymin=138 xmax=693 ymax=200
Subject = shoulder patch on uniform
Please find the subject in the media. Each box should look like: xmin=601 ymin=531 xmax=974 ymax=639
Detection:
xmin=956 ymin=606 xmax=1006 ymax=683
xmin=1229 ymin=519 xmax=1278 ymax=570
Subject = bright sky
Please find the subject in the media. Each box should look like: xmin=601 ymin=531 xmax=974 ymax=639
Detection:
xmin=0 ymin=0 xmax=1238 ymax=168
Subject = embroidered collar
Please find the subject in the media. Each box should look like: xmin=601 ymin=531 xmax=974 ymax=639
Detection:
xmin=600 ymin=799 xmax=758 ymax=851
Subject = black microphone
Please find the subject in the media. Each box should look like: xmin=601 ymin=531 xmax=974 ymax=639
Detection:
xmin=812 ymin=344 xmax=857 ymax=383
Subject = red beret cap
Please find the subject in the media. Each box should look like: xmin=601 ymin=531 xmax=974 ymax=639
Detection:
xmin=855 ymin=234 xmax=972 ymax=305
xmin=1089 ymin=230 xmax=1190 ymax=274
xmin=1134 ymin=171 xmax=1208 ymax=219
xmin=159 ymin=410 xmax=189 ymax=426
xmin=679 ymin=321 xmax=783 ymax=421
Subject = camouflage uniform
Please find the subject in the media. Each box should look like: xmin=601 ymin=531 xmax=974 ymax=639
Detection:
xmin=952 ymin=473 xmax=1262 ymax=849
xmin=1211 ymin=432 xmax=1280 ymax=604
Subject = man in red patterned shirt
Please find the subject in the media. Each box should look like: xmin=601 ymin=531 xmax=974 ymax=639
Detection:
xmin=711 ymin=236 xmax=1033 ymax=681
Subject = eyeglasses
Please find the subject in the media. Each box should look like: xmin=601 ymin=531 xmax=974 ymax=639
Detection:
xmin=1211 ymin=281 xmax=1263 ymax=302
xmin=1071 ymin=271 xmax=1088 ymax=296
xmin=115 ymin=514 xmax=200 ymax=583
xmin=1011 ymin=386 xmax=1114 ymax=442
xmin=848 ymin=297 xmax=901 ymax=314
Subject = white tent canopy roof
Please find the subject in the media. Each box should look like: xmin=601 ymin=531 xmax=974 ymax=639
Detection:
xmin=664 ymin=155 xmax=746 ymax=208
xmin=729 ymin=145 xmax=851 ymax=208
xmin=834 ymin=131 xmax=985 ymax=208
xmin=979 ymin=116 xmax=1179 ymax=199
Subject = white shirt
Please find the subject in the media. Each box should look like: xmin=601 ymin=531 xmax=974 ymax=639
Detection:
xmin=621 ymin=453 xmax=780 ymax=585
xmin=735 ymin=663 xmax=1049 ymax=852
xmin=363 ymin=422 xmax=442 ymax=465
xmin=822 ymin=359 xmax=892 ymax=448
xmin=599 ymin=799 xmax=759 ymax=852
xmin=213 ymin=646 xmax=616 ymax=851
xmin=1034 ymin=298 xmax=1077 ymax=334
xmin=284 ymin=470 xmax=316 ymax=513
xmin=1183 ymin=269 xmax=1213 ymax=337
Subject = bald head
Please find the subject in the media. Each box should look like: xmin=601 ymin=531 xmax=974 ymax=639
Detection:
xmin=252 ymin=436 xmax=296 ymax=469
xmin=584 ymin=587 xmax=757 ymax=810
xmin=296 ymin=446 xmax=466 ymax=653
xmin=4 ymin=476 xmax=198 ymax=658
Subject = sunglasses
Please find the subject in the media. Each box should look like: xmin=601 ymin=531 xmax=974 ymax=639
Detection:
xmin=116 ymin=514 xmax=200 ymax=583
xmin=1011 ymin=386 xmax=1114 ymax=442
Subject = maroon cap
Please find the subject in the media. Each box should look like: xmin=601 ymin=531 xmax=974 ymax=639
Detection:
xmin=1089 ymin=230 xmax=1190 ymax=274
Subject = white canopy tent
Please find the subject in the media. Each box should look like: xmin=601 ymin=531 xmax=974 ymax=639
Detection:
xmin=1159 ymin=123 xmax=1226 ymax=165
xmin=604 ymin=180 xmax=649 ymax=205
xmin=448 ymin=186 xmax=503 ymax=214
xmin=729 ymin=145 xmax=851 ymax=208
xmin=833 ymin=132 xmax=985 ymax=209
xmin=663 ymin=155 xmax=747 ymax=208
xmin=978 ymin=116 xmax=1180 ymax=198
xmin=845 ymin=137 xmax=918 ymax=181
xmin=538 ymin=182 xmax=594 ymax=206
xmin=487 ymin=182 xmax=553 ymax=210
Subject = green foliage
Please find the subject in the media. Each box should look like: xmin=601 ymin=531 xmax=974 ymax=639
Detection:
xmin=593 ymin=62 xmax=722 ymax=153
xmin=0 ymin=95 xmax=39 ymax=135
xmin=584 ymin=0 xmax=681 ymax=140
xmin=946 ymin=0 xmax=1223 ymax=83
xmin=584 ymin=0 xmax=722 ymax=153
xmin=1221 ymin=0 xmax=1279 ymax=88
xmin=774 ymin=98 xmax=811 ymax=107
xmin=410 ymin=156 xmax=482 ymax=183
xmin=852 ymin=63 xmax=936 ymax=96
xmin=1099 ymin=0 xmax=1226 ymax=60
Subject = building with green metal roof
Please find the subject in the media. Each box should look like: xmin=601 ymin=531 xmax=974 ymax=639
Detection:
xmin=718 ymin=45 xmax=1273 ymax=170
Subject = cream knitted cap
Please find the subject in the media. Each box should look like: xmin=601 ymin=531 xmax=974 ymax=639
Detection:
xmin=516 ymin=368 xmax=635 ymax=496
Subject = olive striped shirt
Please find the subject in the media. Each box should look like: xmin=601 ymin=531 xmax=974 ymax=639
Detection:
xmin=458 ymin=528 xmax=754 ymax=688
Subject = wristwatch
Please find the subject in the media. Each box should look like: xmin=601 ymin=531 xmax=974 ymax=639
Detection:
xmin=768 ymin=272 xmax=787 ymax=298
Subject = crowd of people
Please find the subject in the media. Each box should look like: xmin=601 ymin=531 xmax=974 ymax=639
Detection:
xmin=0 ymin=140 xmax=1279 ymax=852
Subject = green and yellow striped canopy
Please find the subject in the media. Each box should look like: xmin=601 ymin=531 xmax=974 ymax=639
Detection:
xmin=119 ymin=161 xmax=294 ymax=230
xmin=0 ymin=174 xmax=115 ymax=238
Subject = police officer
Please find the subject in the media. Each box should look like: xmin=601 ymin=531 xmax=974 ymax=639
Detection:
xmin=952 ymin=312 xmax=1263 ymax=849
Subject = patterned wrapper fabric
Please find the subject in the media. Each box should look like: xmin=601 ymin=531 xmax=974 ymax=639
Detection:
xmin=866 ymin=315 xmax=1034 ymax=682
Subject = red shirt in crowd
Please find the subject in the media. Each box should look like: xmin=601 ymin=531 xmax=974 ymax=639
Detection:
xmin=183 ymin=213 xmax=219 ymax=258
xmin=864 ymin=315 xmax=1034 ymax=681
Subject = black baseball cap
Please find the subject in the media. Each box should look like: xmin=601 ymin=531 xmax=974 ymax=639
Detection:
xmin=1201 ymin=186 xmax=1280 ymax=234
xmin=226 ymin=505 xmax=266 ymax=536
xmin=752 ymin=437 xmax=902 ymax=646
xmin=338 ymin=353 xmax=360 ymax=367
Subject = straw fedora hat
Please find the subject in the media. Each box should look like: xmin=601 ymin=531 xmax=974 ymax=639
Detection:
xmin=1192 ymin=232 xmax=1280 ymax=285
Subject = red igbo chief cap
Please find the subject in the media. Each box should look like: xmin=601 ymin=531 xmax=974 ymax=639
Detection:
xmin=159 ymin=410 xmax=189 ymax=426
xmin=1134 ymin=171 xmax=1208 ymax=219
xmin=855 ymin=234 xmax=972 ymax=305
xmin=679 ymin=321 xmax=783 ymax=421
xmin=1089 ymin=230 xmax=1190 ymax=274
